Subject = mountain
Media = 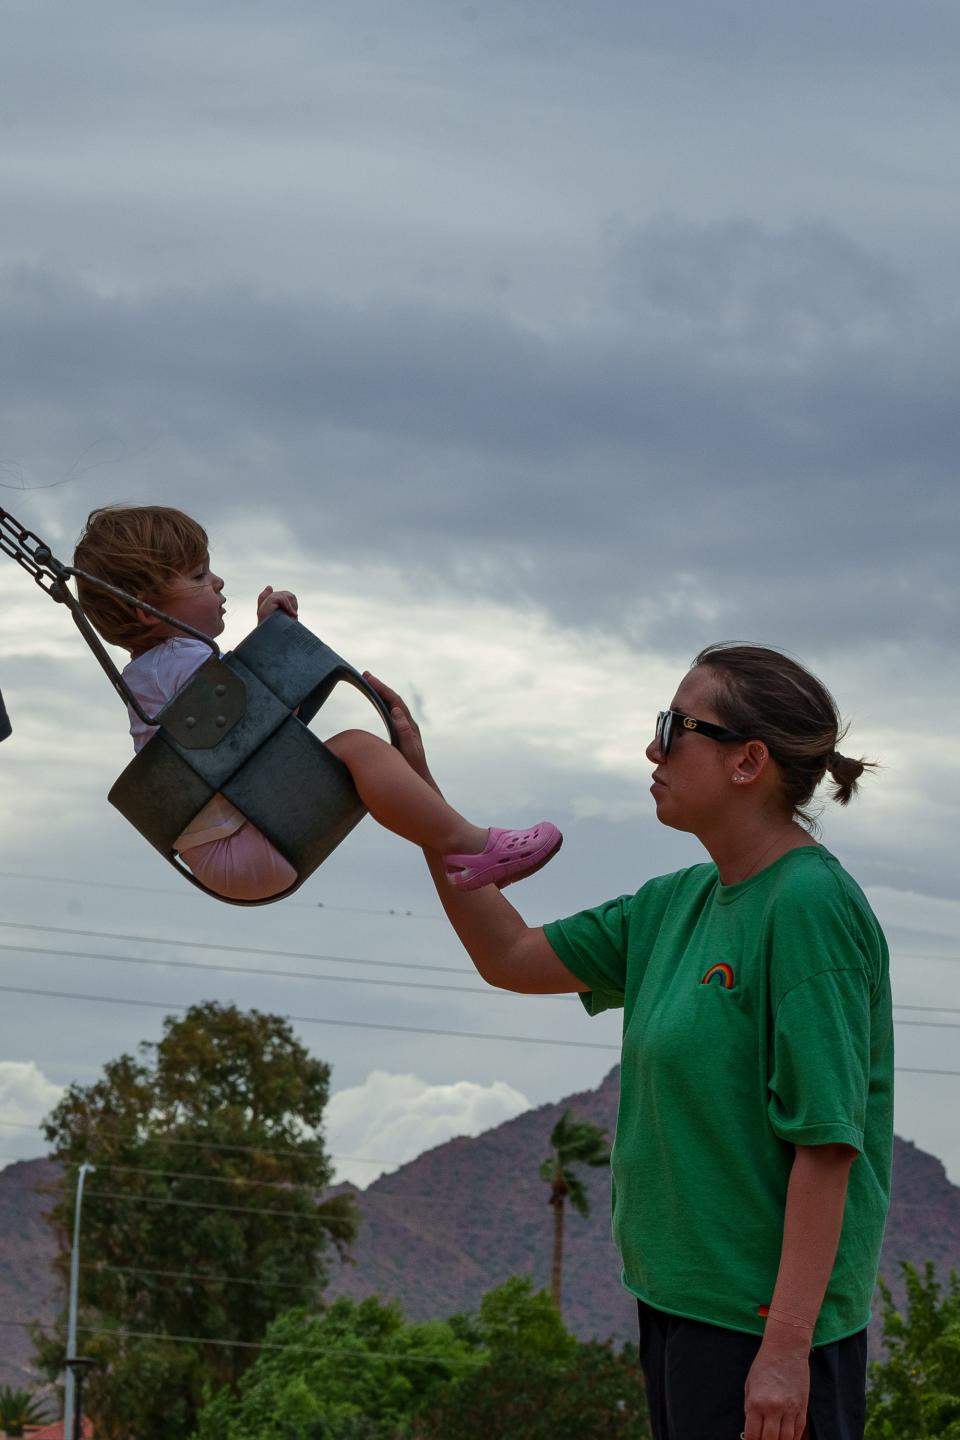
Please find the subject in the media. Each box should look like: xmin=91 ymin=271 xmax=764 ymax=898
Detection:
xmin=322 ymin=1066 xmax=960 ymax=1353
xmin=2 ymin=1067 xmax=956 ymax=1387
xmin=0 ymin=1157 xmax=61 ymax=1387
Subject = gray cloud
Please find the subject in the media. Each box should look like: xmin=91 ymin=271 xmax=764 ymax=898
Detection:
xmin=2 ymin=0 xmax=960 ymax=1193
xmin=2 ymin=213 xmax=956 ymax=658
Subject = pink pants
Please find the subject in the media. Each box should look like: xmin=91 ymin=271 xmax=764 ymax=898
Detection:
xmin=179 ymin=823 xmax=298 ymax=901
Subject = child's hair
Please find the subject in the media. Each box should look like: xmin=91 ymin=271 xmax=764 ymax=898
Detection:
xmin=73 ymin=505 xmax=209 ymax=650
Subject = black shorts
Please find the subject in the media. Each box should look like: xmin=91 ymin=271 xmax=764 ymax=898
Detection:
xmin=637 ymin=1299 xmax=867 ymax=1440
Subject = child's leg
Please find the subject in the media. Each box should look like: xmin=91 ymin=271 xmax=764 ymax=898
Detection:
xmin=325 ymin=729 xmax=488 ymax=855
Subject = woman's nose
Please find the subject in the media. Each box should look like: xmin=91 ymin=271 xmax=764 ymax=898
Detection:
xmin=212 ymin=573 xmax=224 ymax=591
xmin=645 ymin=736 xmax=663 ymax=764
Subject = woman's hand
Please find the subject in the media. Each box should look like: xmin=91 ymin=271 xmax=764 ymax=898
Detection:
xmin=362 ymin=672 xmax=436 ymax=790
xmin=743 ymin=1332 xmax=810 ymax=1440
xmin=257 ymin=586 xmax=298 ymax=623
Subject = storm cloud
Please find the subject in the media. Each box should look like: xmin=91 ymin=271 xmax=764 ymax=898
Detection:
xmin=2 ymin=0 xmax=959 ymax=1189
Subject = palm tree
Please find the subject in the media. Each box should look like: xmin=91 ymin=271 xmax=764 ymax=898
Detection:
xmin=539 ymin=1109 xmax=610 ymax=1311
xmin=0 ymin=1384 xmax=50 ymax=1437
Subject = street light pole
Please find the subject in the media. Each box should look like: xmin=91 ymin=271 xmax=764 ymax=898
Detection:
xmin=65 ymin=1357 xmax=95 ymax=1440
xmin=63 ymin=1162 xmax=95 ymax=1438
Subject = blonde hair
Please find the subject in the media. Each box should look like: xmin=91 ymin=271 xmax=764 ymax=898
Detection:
xmin=73 ymin=505 xmax=208 ymax=650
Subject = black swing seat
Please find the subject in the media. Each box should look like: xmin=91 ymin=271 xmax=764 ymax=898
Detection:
xmin=108 ymin=611 xmax=397 ymax=905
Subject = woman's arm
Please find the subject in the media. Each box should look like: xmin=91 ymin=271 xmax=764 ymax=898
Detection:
xmin=743 ymin=1142 xmax=857 ymax=1440
xmin=364 ymin=672 xmax=587 ymax=996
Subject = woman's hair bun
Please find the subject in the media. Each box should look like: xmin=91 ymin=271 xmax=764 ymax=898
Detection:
xmin=826 ymin=751 xmax=869 ymax=807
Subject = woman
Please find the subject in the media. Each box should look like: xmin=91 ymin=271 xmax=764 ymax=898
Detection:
xmin=369 ymin=643 xmax=892 ymax=1440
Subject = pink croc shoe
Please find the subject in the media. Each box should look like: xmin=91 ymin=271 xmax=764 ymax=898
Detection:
xmin=444 ymin=822 xmax=563 ymax=892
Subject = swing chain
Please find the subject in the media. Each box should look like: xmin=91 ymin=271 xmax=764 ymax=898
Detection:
xmin=0 ymin=507 xmax=70 ymax=598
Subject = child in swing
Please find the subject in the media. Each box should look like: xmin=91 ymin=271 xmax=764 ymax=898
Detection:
xmin=74 ymin=505 xmax=562 ymax=902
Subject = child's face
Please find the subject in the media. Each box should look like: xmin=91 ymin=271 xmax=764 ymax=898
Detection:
xmin=159 ymin=555 xmax=226 ymax=641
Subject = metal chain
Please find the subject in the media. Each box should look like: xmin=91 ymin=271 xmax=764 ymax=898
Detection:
xmin=0 ymin=504 xmax=69 ymax=596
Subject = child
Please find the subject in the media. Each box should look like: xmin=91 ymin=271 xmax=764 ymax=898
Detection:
xmin=73 ymin=506 xmax=562 ymax=902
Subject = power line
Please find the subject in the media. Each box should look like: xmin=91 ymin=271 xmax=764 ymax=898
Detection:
xmin=79 ymin=1262 xmax=325 ymax=1291
xmin=1 ymin=870 xmax=960 ymax=970
xmin=0 ymin=917 xmax=471 ymax=977
xmin=4 ymin=1135 xmax=960 ymax=1218
xmin=2 ymin=912 xmax=958 ymax=980
xmin=0 ymin=939 xmax=525 ymax=1002
xmin=4 ymin=870 xmax=958 ymax=974
xmin=893 ymin=1019 xmax=960 ymax=1030
xmin=0 ymin=1163 xmax=508 ymax=1214
xmin=0 ymin=982 xmax=616 ymax=1051
xmin=895 ymin=1003 xmax=960 ymax=1016
xmin=0 ymin=1120 xmax=389 ymax=1166
xmin=81 ymin=1262 xmax=326 ymax=1290
xmin=1 ymin=974 xmax=955 ymax=1059
xmin=5 ymin=1160 xmax=954 ymax=1233
xmin=0 ymin=869 xmax=443 ymax=922
xmin=0 ymin=1317 xmax=484 ymax=1367
xmin=2 ymin=1180 xmax=358 ymax=1225
xmin=897 ymin=1067 xmax=960 ymax=1077
xmin=1 ymin=920 xmax=951 ymax=1013
xmin=0 ymin=1117 xmax=392 ymax=1165
xmin=0 ymin=1155 xmax=337 ymax=1192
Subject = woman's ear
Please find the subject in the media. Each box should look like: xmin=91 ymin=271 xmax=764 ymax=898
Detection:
xmin=730 ymin=740 xmax=770 ymax=787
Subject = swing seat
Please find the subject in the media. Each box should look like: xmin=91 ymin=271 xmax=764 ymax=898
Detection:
xmin=108 ymin=611 xmax=397 ymax=905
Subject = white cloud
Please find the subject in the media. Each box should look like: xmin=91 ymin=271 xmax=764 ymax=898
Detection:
xmin=0 ymin=1062 xmax=63 ymax=1169
xmin=324 ymin=1070 xmax=531 ymax=1187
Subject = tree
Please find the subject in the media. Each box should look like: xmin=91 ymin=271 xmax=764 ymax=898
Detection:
xmin=473 ymin=1274 xmax=574 ymax=1364
xmin=866 ymin=1261 xmax=960 ymax=1438
xmin=190 ymin=1297 xmax=478 ymax=1440
xmin=538 ymin=1109 xmax=610 ymax=1309
xmin=411 ymin=1338 xmax=650 ymax=1439
xmin=0 ymin=1385 xmax=52 ymax=1436
xmin=33 ymin=1002 xmax=357 ymax=1440
xmin=191 ymin=1277 xmax=650 ymax=1440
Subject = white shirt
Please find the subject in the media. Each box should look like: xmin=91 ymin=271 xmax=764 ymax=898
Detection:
xmin=121 ymin=638 xmax=246 ymax=850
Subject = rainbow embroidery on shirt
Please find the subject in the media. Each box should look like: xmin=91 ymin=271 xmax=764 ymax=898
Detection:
xmin=701 ymin=962 xmax=735 ymax=988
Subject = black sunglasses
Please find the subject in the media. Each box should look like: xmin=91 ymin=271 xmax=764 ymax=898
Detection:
xmin=655 ymin=709 xmax=747 ymax=756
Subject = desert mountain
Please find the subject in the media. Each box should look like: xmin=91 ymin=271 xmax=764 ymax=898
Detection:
xmin=2 ymin=1066 xmax=956 ymax=1386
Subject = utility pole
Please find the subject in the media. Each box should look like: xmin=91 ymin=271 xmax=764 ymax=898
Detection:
xmin=63 ymin=1162 xmax=95 ymax=1438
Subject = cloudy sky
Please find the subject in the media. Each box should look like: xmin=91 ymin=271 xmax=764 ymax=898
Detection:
xmin=1 ymin=0 xmax=959 ymax=1202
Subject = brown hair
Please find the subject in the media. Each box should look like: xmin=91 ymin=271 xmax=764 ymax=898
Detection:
xmin=73 ymin=505 xmax=209 ymax=651
xmin=692 ymin=642 xmax=875 ymax=826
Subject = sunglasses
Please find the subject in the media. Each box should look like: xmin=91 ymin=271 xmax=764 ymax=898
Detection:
xmin=655 ymin=709 xmax=747 ymax=756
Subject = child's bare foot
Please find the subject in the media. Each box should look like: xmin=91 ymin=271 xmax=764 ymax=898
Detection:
xmin=444 ymin=823 xmax=563 ymax=892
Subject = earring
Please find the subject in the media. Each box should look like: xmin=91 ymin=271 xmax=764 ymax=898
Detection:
xmin=733 ymin=776 xmax=745 ymax=784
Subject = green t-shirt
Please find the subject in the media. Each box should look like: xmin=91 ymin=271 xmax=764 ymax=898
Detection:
xmin=543 ymin=846 xmax=893 ymax=1345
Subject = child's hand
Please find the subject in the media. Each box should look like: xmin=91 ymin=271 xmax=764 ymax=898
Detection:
xmin=257 ymin=586 xmax=299 ymax=623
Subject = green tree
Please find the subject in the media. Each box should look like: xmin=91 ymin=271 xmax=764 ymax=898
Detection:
xmin=538 ymin=1109 xmax=610 ymax=1309
xmin=411 ymin=1339 xmax=649 ymax=1440
xmin=191 ymin=1297 xmax=478 ymax=1440
xmin=33 ymin=1002 xmax=357 ymax=1440
xmin=473 ymin=1274 xmax=574 ymax=1363
xmin=0 ymin=1384 xmax=51 ymax=1436
xmin=866 ymin=1262 xmax=960 ymax=1438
